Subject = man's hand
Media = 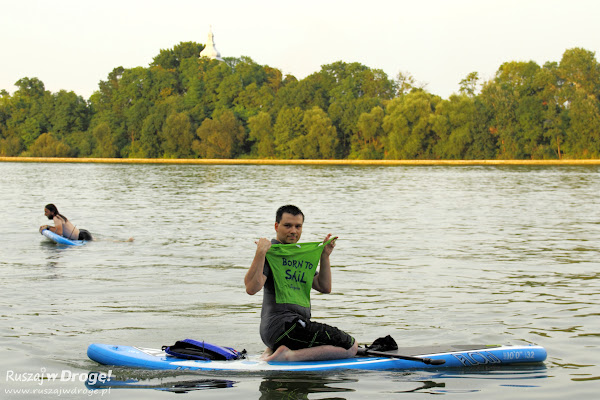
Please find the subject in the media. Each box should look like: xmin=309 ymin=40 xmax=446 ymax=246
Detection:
xmin=322 ymin=234 xmax=337 ymax=257
xmin=314 ymin=234 xmax=337 ymax=294
xmin=255 ymin=237 xmax=272 ymax=255
xmin=245 ymin=238 xmax=271 ymax=295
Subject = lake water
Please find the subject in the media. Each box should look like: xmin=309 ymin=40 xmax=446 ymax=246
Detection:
xmin=1 ymin=161 xmax=598 ymax=399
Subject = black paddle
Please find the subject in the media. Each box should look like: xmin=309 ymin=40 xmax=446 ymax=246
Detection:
xmin=357 ymin=347 xmax=446 ymax=365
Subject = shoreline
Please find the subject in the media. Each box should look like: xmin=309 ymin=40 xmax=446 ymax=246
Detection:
xmin=1 ymin=156 xmax=600 ymax=166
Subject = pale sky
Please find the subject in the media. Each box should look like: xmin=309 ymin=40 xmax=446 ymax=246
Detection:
xmin=1 ymin=0 xmax=598 ymax=100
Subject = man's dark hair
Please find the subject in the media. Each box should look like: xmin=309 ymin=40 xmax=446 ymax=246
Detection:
xmin=45 ymin=203 xmax=68 ymax=222
xmin=276 ymin=205 xmax=304 ymax=223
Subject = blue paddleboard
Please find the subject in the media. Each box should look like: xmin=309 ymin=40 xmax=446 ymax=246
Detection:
xmin=41 ymin=229 xmax=85 ymax=246
xmin=87 ymin=343 xmax=546 ymax=372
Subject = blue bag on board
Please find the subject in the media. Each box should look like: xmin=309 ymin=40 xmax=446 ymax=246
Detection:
xmin=162 ymin=339 xmax=246 ymax=361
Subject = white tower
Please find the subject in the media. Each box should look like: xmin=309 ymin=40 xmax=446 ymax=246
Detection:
xmin=199 ymin=26 xmax=224 ymax=61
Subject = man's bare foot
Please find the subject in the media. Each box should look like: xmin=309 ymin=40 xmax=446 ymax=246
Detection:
xmin=260 ymin=348 xmax=274 ymax=361
xmin=262 ymin=345 xmax=292 ymax=362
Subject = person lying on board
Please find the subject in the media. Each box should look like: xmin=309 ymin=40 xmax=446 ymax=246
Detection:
xmin=39 ymin=203 xmax=93 ymax=241
xmin=245 ymin=204 xmax=358 ymax=362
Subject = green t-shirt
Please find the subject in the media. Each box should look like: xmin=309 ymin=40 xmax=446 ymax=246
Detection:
xmin=265 ymin=238 xmax=334 ymax=308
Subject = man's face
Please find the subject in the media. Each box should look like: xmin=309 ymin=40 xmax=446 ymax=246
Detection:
xmin=275 ymin=213 xmax=303 ymax=244
xmin=44 ymin=208 xmax=53 ymax=220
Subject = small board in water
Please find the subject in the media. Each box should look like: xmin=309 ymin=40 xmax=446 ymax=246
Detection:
xmin=41 ymin=229 xmax=85 ymax=246
xmin=87 ymin=343 xmax=547 ymax=372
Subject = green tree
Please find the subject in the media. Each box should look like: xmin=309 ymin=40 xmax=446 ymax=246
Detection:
xmin=50 ymin=90 xmax=90 ymax=136
xmin=91 ymin=122 xmax=117 ymax=157
xmin=122 ymin=97 xmax=152 ymax=157
xmin=534 ymin=62 xmax=567 ymax=158
xmin=194 ymin=109 xmax=246 ymax=158
xmin=65 ymin=131 xmax=93 ymax=157
xmin=27 ymin=132 xmax=72 ymax=157
xmin=274 ymin=72 xmax=331 ymax=113
xmin=383 ymin=90 xmax=440 ymax=159
xmin=464 ymin=97 xmax=496 ymax=159
xmin=89 ymin=67 xmax=128 ymax=156
xmin=459 ymin=72 xmax=480 ymax=97
xmin=8 ymin=77 xmax=52 ymax=147
xmin=160 ymin=112 xmax=194 ymax=158
xmin=196 ymin=59 xmax=232 ymax=117
xmin=182 ymin=76 xmax=209 ymax=125
xmin=248 ymin=111 xmax=275 ymax=158
xmin=432 ymin=95 xmax=477 ymax=159
xmin=265 ymin=66 xmax=284 ymax=93
xmin=320 ymin=62 xmax=392 ymax=157
xmin=138 ymin=113 xmax=163 ymax=158
xmin=292 ymin=106 xmax=338 ymax=159
xmin=0 ymin=135 xmax=24 ymax=156
xmin=351 ymin=106 xmax=385 ymax=159
xmin=559 ymin=48 xmax=600 ymax=96
xmin=216 ymin=74 xmax=243 ymax=111
xmin=233 ymin=56 xmax=268 ymax=87
xmin=564 ymin=95 xmax=600 ymax=158
xmin=233 ymin=82 xmax=275 ymax=123
xmin=394 ymin=71 xmax=422 ymax=96
xmin=151 ymin=41 xmax=205 ymax=71
xmin=273 ymin=107 xmax=304 ymax=158
xmin=558 ymin=48 xmax=600 ymax=157
xmin=479 ymin=61 xmax=546 ymax=159
xmin=15 ymin=77 xmax=45 ymax=97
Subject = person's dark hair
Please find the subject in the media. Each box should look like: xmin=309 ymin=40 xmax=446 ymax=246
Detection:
xmin=276 ymin=205 xmax=304 ymax=223
xmin=45 ymin=204 xmax=67 ymax=222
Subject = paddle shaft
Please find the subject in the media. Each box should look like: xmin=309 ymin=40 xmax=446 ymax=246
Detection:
xmin=357 ymin=348 xmax=446 ymax=365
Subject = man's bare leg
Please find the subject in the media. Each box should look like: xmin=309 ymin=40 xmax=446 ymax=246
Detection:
xmin=263 ymin=342 xmax=358 ymax=362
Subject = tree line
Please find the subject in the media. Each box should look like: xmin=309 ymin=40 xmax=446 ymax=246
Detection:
xmin=1 ymin=43 xmax=599 ymax=160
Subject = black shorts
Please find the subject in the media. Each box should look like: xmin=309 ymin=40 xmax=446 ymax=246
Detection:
xmin=78 ymin=229 xmax=93 ymax=241
xmin=273 ymin=318 xmax=355 ymax=351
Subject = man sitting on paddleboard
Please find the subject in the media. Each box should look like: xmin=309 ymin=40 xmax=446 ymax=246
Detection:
xmin=245 ymin=204 xmax=358 ymax=362
xmin=39 ymin=203 xmax=93 ymax=241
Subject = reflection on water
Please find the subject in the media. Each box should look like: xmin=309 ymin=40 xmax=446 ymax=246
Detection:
xmin=82 ymin=366 xmax=550 ymax=397
xmin=258 ymin=374 xmax=356 ymax=399
xmin=1 ymin=162 xmax=599 ymax=399
xmin=87 ymin=375 xmax=236 ymax=393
